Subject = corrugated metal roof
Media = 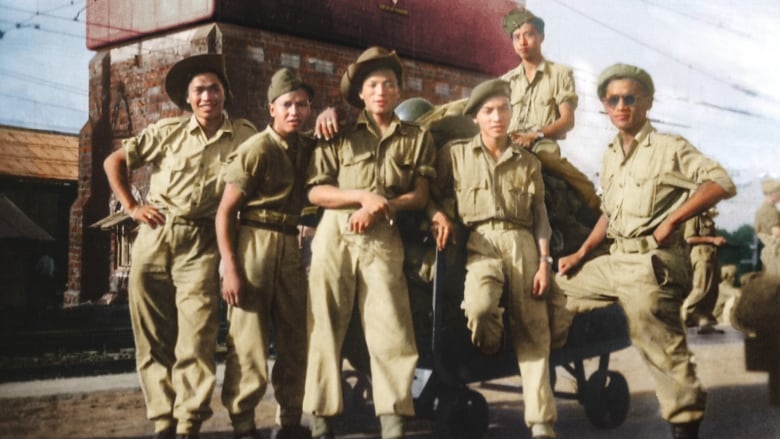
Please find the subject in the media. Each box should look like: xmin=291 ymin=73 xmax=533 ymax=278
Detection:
xmin=0 ymin=194 xmax=54 ymax=241
xmin=0 ymin=125 xmax=79 ymax=181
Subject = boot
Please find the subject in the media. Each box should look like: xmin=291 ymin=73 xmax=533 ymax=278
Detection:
xmin=670 ymin=420 xmax=700 ymax=439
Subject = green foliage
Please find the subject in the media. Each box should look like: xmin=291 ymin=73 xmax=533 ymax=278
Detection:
xmin=718 ymin=225 xmax=760 ymax=285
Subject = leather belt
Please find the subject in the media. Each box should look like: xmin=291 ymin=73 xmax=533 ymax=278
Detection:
xmin=169 ymin=216 xmax=214 ymax=228
xmin=239 ymin=218 xmax=298 ymax=235
xmin=472 ymin=219 xmax=525 ymax=232
xmin=241 ymin=209 xmax=300 ymax=227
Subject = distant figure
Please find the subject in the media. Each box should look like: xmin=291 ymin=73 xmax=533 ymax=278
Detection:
xmin=681 ymin=208 xmax=727 ymax=334
xmin=754 ymin=178 xmax=780 ymax=276
xmin=714 ymin=264 xmax=740 ymax=325
xmin=29 ymin=253 xmax=57 ymax=316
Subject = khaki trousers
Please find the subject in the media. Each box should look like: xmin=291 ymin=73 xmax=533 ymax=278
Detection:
xmin=682 ymin=244 xmax=719 ymax=324
xmin=556 ymin=243 xmax=707 ymax=423
xmin=128 ymin=222 xmax=220 ymax=434
xmin=462 ymin=228 xmax=557 ymax=428
xmin=303 ymin=210 xmax=418 ymax=417
xmin=221 ymin=227 xmax=308 ymax=432
xmin=761 ymin=243 xmax=780 ymax=276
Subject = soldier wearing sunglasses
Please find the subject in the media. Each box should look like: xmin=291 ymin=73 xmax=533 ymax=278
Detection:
xmin=555 ymin=64 xmax=736 ymax=439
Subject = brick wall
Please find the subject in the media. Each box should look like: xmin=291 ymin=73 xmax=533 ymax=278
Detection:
xmin=66 ymin=22 xmax=491 ymax=304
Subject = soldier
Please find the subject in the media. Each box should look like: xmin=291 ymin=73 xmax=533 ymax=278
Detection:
xmin=302 ymin=46 xmax=435 ymax=439
xmin=103 ymin=54 xmax=256 ymax=439
xmin=556 ymin=64 xmax=736 ymax=439
xmin=500 ymin=7 xmax=599 ymax=211
xmin=754 ymin=178 xmax=780 ymax=276
xmin=216 ymin=68 xmax=314 ymax=439
xmin=430 ymin=79 xmax=559 ymax=439
xmin=681 ymin=209 xmax=727 ymax=334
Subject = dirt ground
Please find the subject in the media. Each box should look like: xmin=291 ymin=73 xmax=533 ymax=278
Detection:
xmin=1 ymin=327 xmax=778 ymax=439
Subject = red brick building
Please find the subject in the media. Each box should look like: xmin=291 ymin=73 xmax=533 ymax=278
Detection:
xmin=66 ymin=0 xmax=522 ymax=304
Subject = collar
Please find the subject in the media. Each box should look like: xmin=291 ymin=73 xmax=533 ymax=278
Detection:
xmin=608 ymin=120 xmax=655 ymax=151
xmin=186 ymin=112 xmax=233 ymax=137
xmin=265 ymin=125 xmax=298 ymax=150
xmin=469 ymin=134 xmax=519 ymax=155
xmin=508 ymin=58 xmax=548 ymax=81
xmin=356 ymin=109 xmax=400 ymax=137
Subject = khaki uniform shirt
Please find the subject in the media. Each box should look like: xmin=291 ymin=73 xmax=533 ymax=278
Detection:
xmin=438 ymin=134 xmax=551 ymax=240
xmin=601 ymin=121 xmax=735 ymax=240
xmin=123 ymin=115 xmax=256 ymax=219
xmin=307 ymin=110 xmax=436 ymax=199
xmin=754 ymin=202 xmax=780 ymax=246
xmin=223 ymin=126 xmax=314 ymax=222
xmin=501 ymin=59 xmax=578 ymax=134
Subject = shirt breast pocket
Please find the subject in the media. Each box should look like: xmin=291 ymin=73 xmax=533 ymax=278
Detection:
xmin=160 ymin=157 xmax=189 ymax=190
xmin=622 ymin=175 xmax=656 ymax=217
xmin=341 ymin=151 xmax=374 ymax=190
xmin=506 ymin=188 xmax=533 ymax=223
xmin=457 ymin=178 xmax=492 ymax=218
xmin=387 ymin=152 xmax=416 ymax=192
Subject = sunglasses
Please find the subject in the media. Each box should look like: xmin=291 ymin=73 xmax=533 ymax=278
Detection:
xmin=604 ymin=95 xmax=641 ymax=108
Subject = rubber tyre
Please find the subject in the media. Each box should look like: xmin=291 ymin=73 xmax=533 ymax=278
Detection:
xmin=582 ymin=370 xmax=630 ymax=428
xmin=435 ymin=389 xmax=489 ymax=439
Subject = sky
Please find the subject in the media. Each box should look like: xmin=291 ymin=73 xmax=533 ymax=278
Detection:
xmin=1 ymin=0 xmax=779 ymax=231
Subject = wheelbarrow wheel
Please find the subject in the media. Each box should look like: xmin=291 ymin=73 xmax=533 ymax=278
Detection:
xmin=342 ymin=369 xmax=373 ymax=417
xmin=436 ymin=389 xmax=489 ymax=439
xmin=582 ymin=370 xmax=629 ymax=428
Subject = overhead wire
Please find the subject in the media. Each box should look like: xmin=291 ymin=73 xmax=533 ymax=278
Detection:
xmin=0 ymin=91 xmax=83 ymax=113
xmin=0 ymin=68 xmax=87 ymax=96
xmin=547 ymin=0 xmax=780 ymax=105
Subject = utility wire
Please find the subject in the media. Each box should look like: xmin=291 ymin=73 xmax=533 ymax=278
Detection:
xmin=0 ymin=92 xmax=84 ymax=113
xmin=572 ymin=67 xmax=779 ymax=122
xmin=548 ymin=0 xmax=780 ymax=105
xmin=0 ymin=68 xmax=87 ymax=96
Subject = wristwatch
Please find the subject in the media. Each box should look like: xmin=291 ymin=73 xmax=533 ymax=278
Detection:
xmin=540 ymin=255 xmax=553 ymax=264
xmin=536 ymin=131 xmax=545 ymax=139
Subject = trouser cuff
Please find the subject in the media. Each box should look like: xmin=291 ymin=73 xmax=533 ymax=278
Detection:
xmin=530 ymin=422 xmax=556 ymax=438
xmin=154 ymin=419 xmax=176 ymax=433
xmin=176 ymin=420 xmax=202 ymax=435
xmin=380 ymin=414 xmax=404 ymax=438
xmin=229 ymin=413 xmax=256 ymax=434
xmin=278 ymin=407 xmax=303 ymax=426
xmin=310 ymin=416 xmax=332 ymax=437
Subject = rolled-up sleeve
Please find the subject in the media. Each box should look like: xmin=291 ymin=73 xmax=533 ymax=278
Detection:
xmin=306 ymin=140 xmax=340 ymax=189
xmin=415 ymin=130 xmax=437 ymax=180
xmin=679 ymin=140 xmax=737 ymax=199
xmin=555 ymin=68 xmax=578 ymax=110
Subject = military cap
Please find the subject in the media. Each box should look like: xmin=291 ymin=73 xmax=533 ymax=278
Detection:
xmin=502 ymin=8 xmax=544 ymax=37
xmin=762 ymin=178 xmax=780 ymax=195
xmin=596 ymin=63 xmax=655 ymax=100
xmin=340 ymin=46 xmax=403 ymax=108
xmin=267 ymin=68 xmax=314 ymax=104
xmin=463 ymin=79 xmax=512 ymax=117
xmin=165 ymin=53 xmax=233 ymax=111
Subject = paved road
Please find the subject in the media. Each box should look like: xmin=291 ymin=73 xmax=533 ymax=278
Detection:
xmin=0 ymin=327 xmax=777 ymax=438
